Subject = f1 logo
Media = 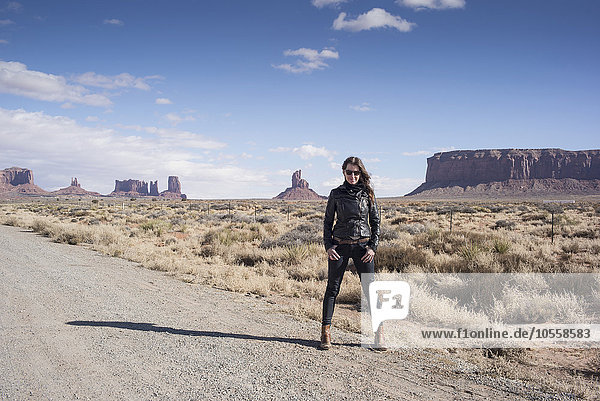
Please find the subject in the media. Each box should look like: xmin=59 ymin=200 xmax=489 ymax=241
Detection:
xmin=369 ymin=280 xmax=410 ymax=332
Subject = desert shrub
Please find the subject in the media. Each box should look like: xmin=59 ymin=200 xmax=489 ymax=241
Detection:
xmin=260 ymin=222 xmax=321 ymax=248
xmin=561 ymin=242 xmax=580 ymax=254
xmin=521 ymin=213 xmax=547 ymax=222
xmin=150 ymin=210 xmax=169 ymax=218
xmin=170 ymin=217 xmax=187 ymax=227
xmin=140 ymin=219 xmax=171 ymax=236
xmin=379 ymin=225 xmax=399 ymax=241
xmin=235 ymin=252 xmax=265 ymax=267
xmin=225 ymin=214 xmax=254 ymax=224
xmin=281 ymin=244 xmax=310 ymax=266
xmin=256 ymin=215 xmax=279 ymax=224
xmin=459 ymin=242 xmax=482 ymax=264
xmin=494 ymin=220 xmax=516 ymax=230
xmin=390 ymin=216 xmax=408 ymax=224
xmin=492 ymin=239 xmax=511 ymax=254
xmin=30 ymin=219 xmax=53 ymax=236
xmin=541 ymin=203 xmax=564 ymax=214
xmin=488 ymin=204 xmax=507 ymax=213
xmin=204 ymin=227 xmax=259 ymax=246
xmin=1 ymin=215 xmax=20 ymax=226
xmin=398 ymin=223 xmax=427 ymax=235
xmin=569 ymin=229 xmax=598 ymax=239
xmin=455 ymin=205 xmax=477 ymax=214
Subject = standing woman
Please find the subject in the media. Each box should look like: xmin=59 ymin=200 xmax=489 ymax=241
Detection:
xmin=321 ymin=156 xmax=383 ymax=350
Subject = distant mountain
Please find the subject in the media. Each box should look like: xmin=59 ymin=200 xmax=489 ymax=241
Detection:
xmin=52 ymin=178 xmax=101 ymax=196
xmin=274 ymin=170 xmax=326 ymax=200
xmin=0 ymin=167 xmax=48 ymax=197
xmin=407 ymin=149 xmax=600 ymax=198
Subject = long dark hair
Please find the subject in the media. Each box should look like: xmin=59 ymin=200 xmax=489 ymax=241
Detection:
xmin=342 ymin=156 xmax=375 ymax=203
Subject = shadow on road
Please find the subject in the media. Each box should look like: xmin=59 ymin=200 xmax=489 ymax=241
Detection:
xmin=66 ymin=320 xmax=360 ymax=349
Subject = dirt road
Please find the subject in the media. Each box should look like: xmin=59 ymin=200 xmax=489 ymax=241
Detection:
xmin=0 ymin=225 xmax=564 ymax=400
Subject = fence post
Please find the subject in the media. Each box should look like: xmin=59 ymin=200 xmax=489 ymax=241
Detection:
xmin=450 ymin=210 xmax=453 ymax=233
xmin=551 ymin=212 xmax=554 ymax=244
xmin=254 ymin=204 xmax=257 ymax=222
xmin=228 ymin=201 xmax=231 ymax=217
xmin=287 ymin=205 xmax=290 ymax=221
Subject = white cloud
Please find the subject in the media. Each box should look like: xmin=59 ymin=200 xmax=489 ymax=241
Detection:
xmin=72 ymin=72 xmax=161 ymax=90
xmin=118 ymin=124 xmax=224 ymax=149
xmin=0 ymin=108 xmax=273 ymax=198
xmin=270 ymin=144 xmax=334 ymax=160
xmin=103 ymin=18 xmax=124 ymax=26
xmin=350 ymin=102 xmax=373 ymax=112
xmin=155 ymin=97 xmax=173 ymax=104
xmin=396 ymin=0 xmax=465 ymax=10
xmin=269 ymin=146 xmax=292 ymax=153
xmin=324 ymin=173 xmax=422 ymax=196
xmin=0 ymin=39 xmax=9 ymax=44
xmin=312 ymin=0 xmax=347 ymax=8
xmin=85 ymin=116 xmax=99 ymax=122
xmin=273 ymin=47 xmax=339 ymax=74
xmin=370 ymin=175 xmax=423 ymax=197
xmin=402 ymin=146 xmax=456 ymax=156
xmin=277 ymin=169 xmax=294 ymax=176
xmin=333 ymin=8 xmax=416 ymax=32
xmin=294 ymin=144 xmax=333 ymax=160
xmin=5 ymin=2 xmax=23 ymax=12
xmin=323 ymin=176 xmax=344 ymax=187
xmin=0 ymin=19 xmax=15 ymax=25
xmin=164 ymin=112 xmax=195 ymax=125
xmin=0 ymin=61 xmax=112 ymax=107
xmin=402 ymin=150 xmax=431 ymax=156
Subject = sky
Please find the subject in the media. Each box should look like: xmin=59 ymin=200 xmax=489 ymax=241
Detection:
xmin=1 ymin=0 xmax=598 ymax=199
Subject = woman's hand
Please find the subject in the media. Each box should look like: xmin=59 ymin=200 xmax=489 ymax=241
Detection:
xmin=361 ymin=246 xmax=375 ymax=263
xmin=327 ymin=246 xmax=340 ymax=261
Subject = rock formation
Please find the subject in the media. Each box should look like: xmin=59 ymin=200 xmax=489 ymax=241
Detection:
xmin=292 ymin=170 xmax=309 ymax=189
xmin=0 ymin=167 xmax=48 ymax=197
xmin=109 ymin=176 xmax=185 ymax=199
xmin=167 ymin=176 xmax=181 ymax=193
xmin=110 ymin=179 xmax=149 ymax=197
xmin=1 ymin=167 xmax=34 ymax=187
xmin=149 ymin=181 xmax=159 ymax=196
xmin=53 ymin=177 xmax=101 ymax=196
xmin=407 ymin=149 xmax=600 ymax=197
xmin=274 ymin=170 xmax=326 ymax=200
xmin=159 ymin=176 xmax=186 ymax=199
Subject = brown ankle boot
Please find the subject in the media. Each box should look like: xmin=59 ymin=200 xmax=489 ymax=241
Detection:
xmin=320 ymin=324 xmax=331 ymax=350
xmin=374 ymin=325 xmax=388 ymax=351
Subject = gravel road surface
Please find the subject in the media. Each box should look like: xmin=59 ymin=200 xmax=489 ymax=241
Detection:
xmin=0 ymin=225 xmax=566 ymax=400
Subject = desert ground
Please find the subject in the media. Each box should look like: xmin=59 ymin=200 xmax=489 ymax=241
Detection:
xmin=1 ymin=197 xmax=599 ymax=398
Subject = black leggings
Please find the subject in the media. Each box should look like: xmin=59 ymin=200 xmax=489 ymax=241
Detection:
xmin=322 ymin=243 xmax=374 ymax=326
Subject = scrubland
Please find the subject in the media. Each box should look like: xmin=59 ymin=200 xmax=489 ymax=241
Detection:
xmin=1 ymin=197 xmax=599 ymax=397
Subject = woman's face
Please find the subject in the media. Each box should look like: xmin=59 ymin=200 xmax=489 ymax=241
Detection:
xmin=344 ymin=163 xmax=361 ymax=185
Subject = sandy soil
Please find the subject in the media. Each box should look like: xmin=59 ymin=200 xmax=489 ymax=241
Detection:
xmin=0 ymin=225 xmax=571 ymax=400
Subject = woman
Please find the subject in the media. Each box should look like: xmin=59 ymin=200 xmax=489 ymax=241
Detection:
xmin=321 ymin=156 xmax=384 ymax=350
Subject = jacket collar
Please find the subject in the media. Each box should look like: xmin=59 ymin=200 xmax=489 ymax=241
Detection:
xmin=342 ymin=180 xmax=366 ymax=195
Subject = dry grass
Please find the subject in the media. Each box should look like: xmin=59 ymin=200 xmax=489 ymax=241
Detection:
xmin=1 ymin=197 xmax=599 ymax=397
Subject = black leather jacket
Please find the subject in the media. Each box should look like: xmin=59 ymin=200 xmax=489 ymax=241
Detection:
xmin=323 ymin=181 xmax=380 ymax=252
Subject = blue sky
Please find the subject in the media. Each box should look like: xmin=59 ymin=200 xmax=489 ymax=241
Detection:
xmin=1 ymin=0 xmax=598 ymax=198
